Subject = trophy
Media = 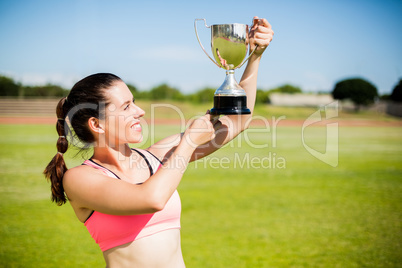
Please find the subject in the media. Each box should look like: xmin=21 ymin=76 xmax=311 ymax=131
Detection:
xmin=195 ymin=18 xmax=257 ymax=115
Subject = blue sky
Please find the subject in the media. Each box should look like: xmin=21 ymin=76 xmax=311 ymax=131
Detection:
xmin=0 ymin=0 xmax=401 ymax=94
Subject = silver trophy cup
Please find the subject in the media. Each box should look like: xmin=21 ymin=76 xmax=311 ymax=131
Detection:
xmin=195 ymin=18 xmax=257 ymax=115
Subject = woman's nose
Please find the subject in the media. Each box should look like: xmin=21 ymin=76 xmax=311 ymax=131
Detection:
xmin=134 ymin=105 xmax=145 ymax=117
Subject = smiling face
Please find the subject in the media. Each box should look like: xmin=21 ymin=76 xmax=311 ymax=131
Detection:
xmin=100 ymin=81 xmax=145 ymax=147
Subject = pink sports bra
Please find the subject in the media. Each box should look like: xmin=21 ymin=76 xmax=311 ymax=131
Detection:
xmin=82 ymin=148 xmax=181 ymax=252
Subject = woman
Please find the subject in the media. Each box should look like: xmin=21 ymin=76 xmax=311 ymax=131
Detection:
xmin=44 ymin=16 xmax=273 ymax=267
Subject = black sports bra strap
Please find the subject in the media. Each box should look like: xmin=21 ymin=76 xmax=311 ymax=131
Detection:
xmin=145 ymin=150 xmax=163 ymax=165
xmin=86 ymin=159 xmax=122 ymax=180
xmin=131 ymin=148 xmax=154 ymax=176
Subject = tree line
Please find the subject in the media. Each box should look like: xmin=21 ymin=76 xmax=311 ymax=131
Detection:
xmin=1 ymin=75 xmax=401 ymax=107
xmin=0 ymin=75 xmax=302 ymax=104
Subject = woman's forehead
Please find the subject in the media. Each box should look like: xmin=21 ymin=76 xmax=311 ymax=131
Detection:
xmin=106 ymin=81 xmax=133 ymax=104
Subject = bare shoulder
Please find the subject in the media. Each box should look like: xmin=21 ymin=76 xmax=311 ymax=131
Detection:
xmin=63 ymin=161 xmax=160 ymax=215
xmin=62 ymin=164 xmax=130 ymax=213
xmin=64 ymin=164 xmax=97 ymax=183
xmin=63 ymin=164 xmax=104 ymax=195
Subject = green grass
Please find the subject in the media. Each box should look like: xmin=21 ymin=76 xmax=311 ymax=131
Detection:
xmin=135 ymin=100 xmax=401 ymax=121
xmin=2 ymin=99 xmax=399 ymax=123
xmin=0 ymin=121 xmax=401 ymax=267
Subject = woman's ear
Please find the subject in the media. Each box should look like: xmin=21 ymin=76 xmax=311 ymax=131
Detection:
xmin=88 ymin=117 xmax=105 ymax=134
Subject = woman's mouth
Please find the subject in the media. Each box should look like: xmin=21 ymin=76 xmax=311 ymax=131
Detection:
xmin=131 ymin=122 xmax=142 ymax=132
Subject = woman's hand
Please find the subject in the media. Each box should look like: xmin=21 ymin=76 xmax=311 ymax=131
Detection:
xmin=249 ymin=16 xmax=274 ymax=57
xmin=183 ymin=111 xmax=222 ymax=148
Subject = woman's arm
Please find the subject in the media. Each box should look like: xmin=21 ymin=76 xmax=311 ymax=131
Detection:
xmin=63 ymin=115 xmax=217 ymax=215
xmin=148 ymin=17 xmax=274 ymax=162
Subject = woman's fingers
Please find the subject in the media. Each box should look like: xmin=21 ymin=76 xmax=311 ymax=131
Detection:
xmin=251 ymin=17 xmax=274 ymax=51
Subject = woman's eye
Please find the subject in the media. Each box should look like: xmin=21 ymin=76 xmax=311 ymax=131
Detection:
xmin=124 ymin=99 xmax=135 ymax=110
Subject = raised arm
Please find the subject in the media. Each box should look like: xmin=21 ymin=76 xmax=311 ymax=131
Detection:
xmin=149 ymin=17 xmax=274 ymax=162
xmin=213 ymin=17 xmax=273 ymax=135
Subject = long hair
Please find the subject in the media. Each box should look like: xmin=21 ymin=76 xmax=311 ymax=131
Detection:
xmin=43 ymin=73 xmax=122 ymax=205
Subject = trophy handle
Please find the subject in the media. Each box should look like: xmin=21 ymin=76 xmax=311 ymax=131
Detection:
xmin=237 ymin=44 xmax=258 ymax=69
xmin=194 ymin=18 xmax=221 ymax=68
xmin=237 ymin=20 xmax=260 ymax=68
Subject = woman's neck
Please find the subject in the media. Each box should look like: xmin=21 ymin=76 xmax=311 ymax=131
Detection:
xmin=92 ymin=143 xmax=133 ymax=171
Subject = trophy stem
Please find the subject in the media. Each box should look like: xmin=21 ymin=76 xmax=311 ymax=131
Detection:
xmin=210 ymin=70 xmax=251 ymax=115
xmin=215 ymin=70 xmax=246 ymax=96
xmin=215 ymin=70 xmax=244 ymax=95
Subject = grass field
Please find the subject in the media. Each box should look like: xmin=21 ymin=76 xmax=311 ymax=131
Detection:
xmin=0 ymin=113 xmax=401 ymax=267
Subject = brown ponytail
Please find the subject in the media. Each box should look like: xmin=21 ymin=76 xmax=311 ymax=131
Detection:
xmin=43 ymin=97 xmax=69 ymax=205
xmin=43 ymin=73 xmax=123 ymax=205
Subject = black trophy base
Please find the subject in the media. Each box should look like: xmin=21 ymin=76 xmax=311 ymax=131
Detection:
xmin=210 ymin=95 xmax=251 ymax=115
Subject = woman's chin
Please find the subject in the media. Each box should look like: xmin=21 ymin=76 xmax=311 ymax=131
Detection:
xmin=128 ymin=135 xmax=143 ymax=144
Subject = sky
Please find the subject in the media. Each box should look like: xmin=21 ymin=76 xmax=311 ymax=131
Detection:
xmin=0 ymin=0 xmax=401 ymax=95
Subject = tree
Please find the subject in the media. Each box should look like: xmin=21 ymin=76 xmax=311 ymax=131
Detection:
xmin=390 ymin=79 xmax=402 ymax=102
xmin=24 ymin=84 xmax=67 ymax=97
xmin=256 ymin=89 xmax=270 ymax=104
xmin=0 ymin=75 xmax=20 ymax=96
xmin=149 ymin=83 xmax=184 ymax=101
xmin=189 ymin=87 xmax=215 ymax=103
xmin=269 ymin=84 xmax=302 ymax=94
xmin=332 ymin=78 xmax=378 ymax=110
